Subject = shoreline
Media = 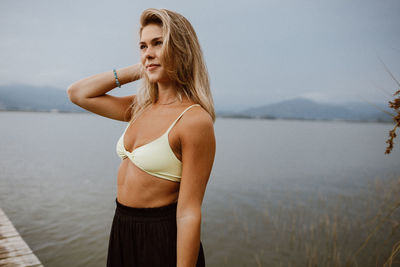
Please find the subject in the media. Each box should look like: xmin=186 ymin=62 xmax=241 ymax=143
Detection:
xmin=0 ymin=109 xmax=394 ymax=124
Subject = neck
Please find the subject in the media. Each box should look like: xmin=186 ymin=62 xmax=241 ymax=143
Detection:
xmin=156 ymin=81 xmax=180 ymax=105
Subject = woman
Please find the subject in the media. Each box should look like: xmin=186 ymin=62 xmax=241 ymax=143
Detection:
xmin=67 ymin=8 xmax=216 ymax=267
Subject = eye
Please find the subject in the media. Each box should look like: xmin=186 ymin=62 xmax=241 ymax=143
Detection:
xmin=155 ymin=41 xmax=163 ymax=45
xmin=139 ymin=44 xmax=146 ymax=50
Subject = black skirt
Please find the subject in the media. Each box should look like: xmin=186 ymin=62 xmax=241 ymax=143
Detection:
xmin=107 ymin=198 xmax=205 ymax=267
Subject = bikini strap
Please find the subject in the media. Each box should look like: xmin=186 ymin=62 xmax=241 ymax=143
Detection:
xmin=166 ymin=104 xmax=201 ymax=134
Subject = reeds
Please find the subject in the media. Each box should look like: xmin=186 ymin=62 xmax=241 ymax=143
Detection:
xmin=210 ymin=174 xmax=400 ymax=266
xmin=380 ymin=67 xmax=400 ymax=265
xmin=385 ymin=87 xmax=400 ymax=154
xmin=382 ymin=63 xmax=400 ymax=154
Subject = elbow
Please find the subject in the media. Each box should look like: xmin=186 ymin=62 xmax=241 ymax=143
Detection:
xmin=176 ymin=207 xmax=202 ymax=221
xmin=66 ymin=84 xmax=80 ymax=104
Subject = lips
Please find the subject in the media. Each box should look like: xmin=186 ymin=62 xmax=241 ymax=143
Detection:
xmin=146 ymin=64 xmax=160 ymax=68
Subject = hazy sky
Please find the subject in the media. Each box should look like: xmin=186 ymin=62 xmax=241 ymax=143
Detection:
xmin=1 ymin=0 xmax=399 ymax=110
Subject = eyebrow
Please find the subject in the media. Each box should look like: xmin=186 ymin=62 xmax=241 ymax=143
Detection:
xmin=139 ymin=36 xmax=163 ymax=45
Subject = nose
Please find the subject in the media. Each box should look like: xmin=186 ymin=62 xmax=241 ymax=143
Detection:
xmin=143 ymin=45 xmax=155 ymax=60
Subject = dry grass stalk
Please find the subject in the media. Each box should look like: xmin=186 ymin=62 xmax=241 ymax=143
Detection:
xmin=383 ymin=240 xmax=400 ymax=267
xmin=385 ymin=88 xmax=400 ymax=154
xmin=383 ymin=61 xmax=400 ymax=154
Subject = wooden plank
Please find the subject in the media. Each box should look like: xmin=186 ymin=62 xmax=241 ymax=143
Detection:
xmin=0 ymin=208 xmax=43 ymax=266
xmin=0 ymin=209 xmax=18 ymax=240
xmin=0 ymin=225 xmax=19 ymax=239
xmin=0 ymin=236 xmax=32 ymax=259
xmin=0 ymin=254 xmax=43 ymax=266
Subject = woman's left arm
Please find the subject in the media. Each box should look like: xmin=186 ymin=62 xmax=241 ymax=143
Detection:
xmin=176 ymin=110 xmax=216 ymax=267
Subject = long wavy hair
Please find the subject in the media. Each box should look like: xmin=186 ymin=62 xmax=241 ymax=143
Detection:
xmin=128 ymin=8 xmax=215 ymax=123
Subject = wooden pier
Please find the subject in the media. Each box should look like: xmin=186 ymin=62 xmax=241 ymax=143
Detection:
xmin=0 ymin=208 xmax=43 ymax=266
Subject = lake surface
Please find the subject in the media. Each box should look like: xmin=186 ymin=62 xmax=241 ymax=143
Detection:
xmin=1 ymin=111 xmax=399 ymax=266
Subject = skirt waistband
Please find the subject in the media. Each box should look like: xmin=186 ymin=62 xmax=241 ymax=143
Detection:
xmin=115 ymin=198 xmax=177 ymax=220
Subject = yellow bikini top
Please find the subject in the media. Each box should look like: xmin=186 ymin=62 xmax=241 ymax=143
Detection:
xmin=116 ymin=104 xmax=200 ymax=182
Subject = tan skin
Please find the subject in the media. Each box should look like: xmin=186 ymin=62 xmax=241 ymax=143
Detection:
xmin=67 ymin=23 xmax=215 ymax=267
xmin=117 ymin=101 xmax=196 ymax=208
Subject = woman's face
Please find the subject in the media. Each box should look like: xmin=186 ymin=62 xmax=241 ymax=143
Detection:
xmin=139 ymin=24 xmax=170 ymax=84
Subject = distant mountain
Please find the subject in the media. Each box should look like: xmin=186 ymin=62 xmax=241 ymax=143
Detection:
xmin=221 ymin=97 xmax=393 ymax=122
xmin=0 ymin=84 xmax=86 ymax=112
xmin=0 ymin=85 xmax=394 ymax=122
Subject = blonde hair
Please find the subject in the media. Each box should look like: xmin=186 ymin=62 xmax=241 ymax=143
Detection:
xmin=129 ymin=8 xmax=215 ymax=123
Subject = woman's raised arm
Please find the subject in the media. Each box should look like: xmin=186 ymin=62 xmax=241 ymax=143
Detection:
xmin=67 ymin=63 xmax=142 ymax=121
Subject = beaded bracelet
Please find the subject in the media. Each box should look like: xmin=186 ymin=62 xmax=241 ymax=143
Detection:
xmin=113 ymin=69 xmax=121 ymax=88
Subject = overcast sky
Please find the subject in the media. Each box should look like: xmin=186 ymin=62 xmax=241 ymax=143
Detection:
xmin=1 ymin=0 xmax=399 ymax=110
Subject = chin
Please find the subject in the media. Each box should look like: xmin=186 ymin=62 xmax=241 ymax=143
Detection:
xmin=147 ymin=76 xmax=161 ymax=83
xmin=147 ymin=73 xmax=170 ymax=84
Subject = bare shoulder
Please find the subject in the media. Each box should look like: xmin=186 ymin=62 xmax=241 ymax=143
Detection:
xmin=181 ymin=105 xmax=214 ymax=131
xmin=178 ymin=105 xmax=215 ymax=147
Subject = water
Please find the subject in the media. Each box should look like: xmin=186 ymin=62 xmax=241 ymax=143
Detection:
xmin=1 ymin=112 xmax=399 ymax=266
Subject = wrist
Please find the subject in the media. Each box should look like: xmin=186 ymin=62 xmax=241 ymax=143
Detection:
xmin=114 ymin=65 xmax=141 ymax=87
xmin=131 ymin=63 xmax=143 ymax=81
xmin=113 ymin=69 xmax=121 ymax=88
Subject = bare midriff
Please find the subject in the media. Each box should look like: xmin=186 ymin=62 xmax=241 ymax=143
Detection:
xmin=116 ymin=159 xmax=180 ymax=208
